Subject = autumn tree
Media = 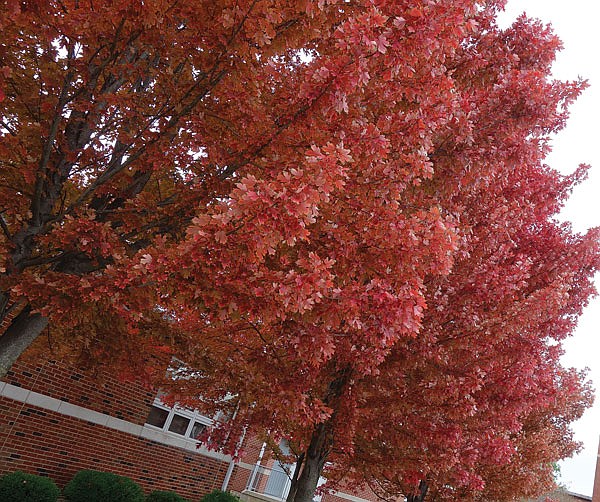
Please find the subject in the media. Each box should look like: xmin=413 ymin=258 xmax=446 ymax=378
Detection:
xmin=352 ymin=24 xmax=600 ymax=494
xmin=0 ymin=0 xmax=357 ymax=377
xmin=345 ymin=210 xmax=597 ymax=500
xmin=1 ymin=2 xmax=597 ymax=502
xmin=143 ymin=3 xmax=598 ymax=502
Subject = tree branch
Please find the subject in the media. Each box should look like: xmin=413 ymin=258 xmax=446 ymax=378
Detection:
xmin=0 ymin=211 xmax=11 ymax=240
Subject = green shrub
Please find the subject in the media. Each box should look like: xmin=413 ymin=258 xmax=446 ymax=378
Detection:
xmin=0 ymin=470 xmax=60 ymax=502
xmin=64 ymin=470 xmax=145 ymax=502
xmin=201 ymin=490 xmax=240 ymax=502
xmin=146 ymin=490 xmax=188 ymax=502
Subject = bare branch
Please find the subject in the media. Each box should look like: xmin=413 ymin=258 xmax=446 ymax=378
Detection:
xmin=0 ymin=211 xmax=11 ymax=240
xmin=0 ymin=120 xmax=17 ymax=136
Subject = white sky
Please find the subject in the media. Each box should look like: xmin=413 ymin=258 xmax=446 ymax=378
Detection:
xmin=498 ymin=1 xmax=600 ymax=496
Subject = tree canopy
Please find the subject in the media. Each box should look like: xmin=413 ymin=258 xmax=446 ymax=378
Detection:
xmin=1 ymin=1 xmax=598 ymax=501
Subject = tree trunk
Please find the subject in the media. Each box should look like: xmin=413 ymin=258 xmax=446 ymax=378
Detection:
xmin=406 ymin=481 xmax=428 ymax=502
xmin=289 ymin=422 xmax=330 ymax=502
xmin=0 ymin=305 xmax=48 ymax=379
xmin=285 ymin=452 xmax=305 ymax=502
xmin=287 ymin=369 xmax=351 ymax=502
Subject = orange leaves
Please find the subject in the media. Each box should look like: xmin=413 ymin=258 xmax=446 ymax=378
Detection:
xmin=185 ymin=142 xmax=351 ymax=262
xmin=44 ymin=214 xmax=125 ymax=261
xmin=406 ymin=7 xmax=424 ymax=19
xmin=1 ymin=2 xmax=597 ymax=501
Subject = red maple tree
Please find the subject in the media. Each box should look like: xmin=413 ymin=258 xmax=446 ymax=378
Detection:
xmin=1 ymin=2 xmax=597 ymax=502
xmin=0 ymin=0 xmax=355 ymax=376
xmin=145 ymin=4 xmax=598 ymax=502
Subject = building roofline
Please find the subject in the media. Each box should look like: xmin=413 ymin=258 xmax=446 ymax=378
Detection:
xmin=565 ymin=490 xmax=592 ymax=501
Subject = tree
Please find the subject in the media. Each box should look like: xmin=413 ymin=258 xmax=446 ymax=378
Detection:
xmin=0 ymin=0 xmax=354 ymax=377
xmin=145 ymin=4 xmax=598 ymax=502
xmin=1 ymin=2 xmax=597 ymax=502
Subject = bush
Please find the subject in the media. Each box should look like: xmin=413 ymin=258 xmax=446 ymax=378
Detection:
xmin=146 ymin=490 xmax=188 ymax=502
xmin=64 ymin=470 xmax=145 ymax=502
xmin=0 ymin=470 xmax=60 ymax=502
xmin=201 ymin=490 xmax=240 ymax=502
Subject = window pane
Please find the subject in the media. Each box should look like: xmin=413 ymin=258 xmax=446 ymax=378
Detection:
xmin=168 ymin=414 xmax=190 ymax=435
xmin=146 ymin=406 xmax=169 ymax=428
xmin=190 ymin=421 xmax=207 ymax=440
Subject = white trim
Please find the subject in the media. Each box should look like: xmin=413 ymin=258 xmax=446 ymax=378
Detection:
xmin=2 ymin=382 xmax=30 ymax=402
xmin=26 ymin=391 xmax=61 ymax=412
xmin=0 ymin=382 xmax=255 ymax=464
xmin=107 ymin=416 xmax=144 ymax=435
xmin=330 ymin=491 xmax=373 ymax=502
xmin=57 ymin=401 xmax=110 ymax=425
xmin=241 ymin=490 xmax=286 ymax=502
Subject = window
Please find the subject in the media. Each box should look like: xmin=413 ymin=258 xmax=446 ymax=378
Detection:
xmin=190 ymin=421 xmax=207 ymax=439
xmin=146 ymin=405 xmax=169 ymax=428
xmin=144 ymin=400 xmax=212 ymax=442
xmin=145 ymin=360 xmax=232 ymax=443
xmin=168 ymin=414 xmax=190 ymax=435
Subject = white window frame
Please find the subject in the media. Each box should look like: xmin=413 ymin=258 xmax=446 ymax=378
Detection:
xmin=145 ymin=399 xmax=213 ymax=441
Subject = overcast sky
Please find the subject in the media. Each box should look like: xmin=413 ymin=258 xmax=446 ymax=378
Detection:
xmin=498 ymin=1 xmax=600 ymax=496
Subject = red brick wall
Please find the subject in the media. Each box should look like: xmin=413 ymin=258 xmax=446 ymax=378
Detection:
xmin=323 ymin=481 xmax=381 ymax=502
xmin=0 ymin=357 xmax=257 ymax=500
xmin=322 ymin=494 xmax=353 ymax=502
xmin=3 ymin=359 xmax=155 ymax=424
xmin=0 ymin=395 xmax=232 ymax=500
xmin=342 ymin=484 xmax=380 ymax=502
xmin=227 ymin=465 xmax=253 ymax=494
xmin=237 ymin=434 xmax=265 ymax=466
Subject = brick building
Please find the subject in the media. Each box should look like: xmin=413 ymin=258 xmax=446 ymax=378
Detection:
xmin=0 ymin=357 xmax=377 ymax=502
xmin=527 ymin=489 xmax=592 ymax=502
xmin=5 ymin=353 xmax=598 ymax=502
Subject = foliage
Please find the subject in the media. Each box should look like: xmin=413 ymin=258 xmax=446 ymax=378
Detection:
xmin=0 ymin=1 xmax=598 ymax=502
xmin=0 ymin=470 xmax=60 ymax=502
xmin=146 ymin=490 xmax=188 ymax=502
xmin=0 ymin=0 xmax=354 ymax=377
xmin=200 ymin=490 xmax=240 ymax=502
xmin=146 ymin=3 xmax=598 ymax=502
xmin=63 ymin=470 xmax=144 ymax=502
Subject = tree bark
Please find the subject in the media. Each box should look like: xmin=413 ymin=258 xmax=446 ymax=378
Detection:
xmin=285 ymin=452 xmax=305 ymax=502
xmin=0 ymin=305 xmax=48 ymax=379
xmin=290 ymin=422 xmax=330 ymax=502
xmin=287 ymin=369 xmax=351 ymax=502
xmin=406 ymin=481 xmax=428 ymax=502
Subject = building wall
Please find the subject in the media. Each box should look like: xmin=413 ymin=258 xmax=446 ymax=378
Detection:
xmin=323 ymin=479 xmax=380 ymax=502
xmin=0 ymin=395 xmax=230 ymax=498
xmin=323 ymin=493 xmax=367 ymax=502
xmin=0 ymin=357 xmax=376 ymax=502
xmin=3 ymin=358 xmax=155 ymax=424
xmin=527 ymin=489 xmax=592 ymax=502
xmin=0 ymin=358 xmax=241 ymax=500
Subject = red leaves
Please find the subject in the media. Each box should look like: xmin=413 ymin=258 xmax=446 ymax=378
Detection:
xmin=1 ymin=2 xmax=597 ymax=501
xmin=406 ymin=7 xmax=424 ymax=19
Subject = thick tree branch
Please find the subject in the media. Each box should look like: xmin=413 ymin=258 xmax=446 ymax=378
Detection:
xmin=0 ymin=305 xmax=48 ymax=379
